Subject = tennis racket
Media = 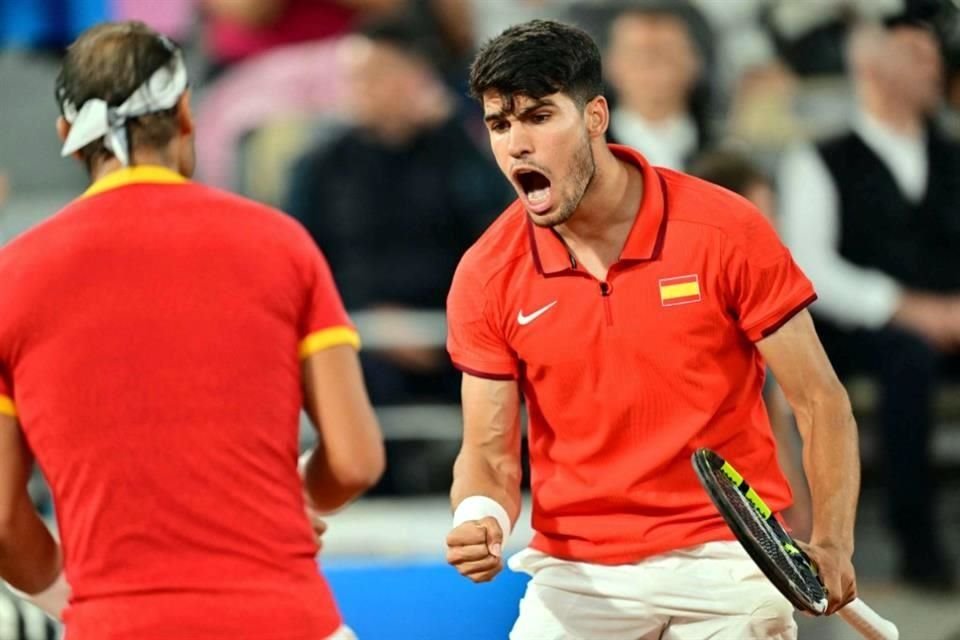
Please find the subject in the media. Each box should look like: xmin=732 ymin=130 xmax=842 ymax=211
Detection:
xmin=691 ymin=448 xmax=899 ymax=640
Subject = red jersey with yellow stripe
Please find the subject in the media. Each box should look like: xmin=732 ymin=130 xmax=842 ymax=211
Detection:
xmin=0 ymin=167 xmax=356 ymax=639
xmin=447 ymin=146 xmax=816 ymax=564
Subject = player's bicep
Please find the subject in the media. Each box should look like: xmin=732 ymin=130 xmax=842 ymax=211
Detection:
xmin=756 ymin=309 xmax=849 ymax=432
xmin=302 ymin=345 xmax=384 ymax=480
xmin=302 ymin=344 xmax=371 ymax=429
xmin=0 ymin=414 xmax=31 ymax=530
xmin=460 ymin=373 xmax=521 ymax=457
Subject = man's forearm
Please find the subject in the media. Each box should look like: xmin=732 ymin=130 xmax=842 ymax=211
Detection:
xmin=302 ymin=446 xmax=380 ymax=513
xmin=451 ymin=448 xmax=522 ymax=526
xmin=801 ymin=390 xmax=860 ymax=550
xmin=0 ymin=494 xmax=61 ymax=594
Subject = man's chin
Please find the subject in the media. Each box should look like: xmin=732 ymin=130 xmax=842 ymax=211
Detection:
xmin=527 ymin=211 xmax=559 ymax=228
xmin=527 ymin=207 xmax=573 ymax=228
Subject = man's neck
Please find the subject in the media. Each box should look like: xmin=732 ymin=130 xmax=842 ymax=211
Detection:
xmin=859 ymin=85 xmax=925 ymax=137
xmin=90 ymin=148 xmax=178 ymax=183
xmin=554 ymin=146 xmax=643 ymax=269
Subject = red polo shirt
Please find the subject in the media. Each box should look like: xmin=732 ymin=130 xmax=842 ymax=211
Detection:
xmin=447 ymin=145 xmax=816 ymax=564
xmin=0 ymin=166 xmax=357 ymax=639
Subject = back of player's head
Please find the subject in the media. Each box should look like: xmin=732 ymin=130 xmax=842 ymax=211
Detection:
xmin=55 ymin=21 xmax=185 ymax=170
xmin=689 ymin=148 xmax=770 ymax=197
xmin=469 ymin=19 xmax=603 ymax=108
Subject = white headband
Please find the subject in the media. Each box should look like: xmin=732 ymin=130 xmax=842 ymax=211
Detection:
xmin=60 ymin=47 xmax=188 ymax=166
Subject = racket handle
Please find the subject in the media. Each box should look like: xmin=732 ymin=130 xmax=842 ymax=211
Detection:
xmin=837 ymin=598 xmax=899 ymax=640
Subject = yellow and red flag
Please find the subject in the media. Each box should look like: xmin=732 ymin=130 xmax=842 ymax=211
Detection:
xmin=659 ymin=274 xmax=701 ymax=306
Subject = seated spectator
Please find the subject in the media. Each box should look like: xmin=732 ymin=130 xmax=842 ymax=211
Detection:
xmin=780 ymin=9 xmax=960 ymax=591
xmin=193 ymin=0 xmax=477 ymax=190
xmin=201 ymin=0 xmax=403 ymax=77
xmin=193 ymin=37 xmax=348 ymax=190
xmin=601 ymin=1 xmax=714 ymax=169
xmin=285 ymin=16 xmax=511 ymax=408
xmin=766 ymin=0 xmax=923 ymax=77
xmin=690 ymin=147 xmax=812 ymax=540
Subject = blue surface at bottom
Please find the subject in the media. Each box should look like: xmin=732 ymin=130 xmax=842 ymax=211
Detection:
xmin=325 ymin=560 xmax=530 ymax=639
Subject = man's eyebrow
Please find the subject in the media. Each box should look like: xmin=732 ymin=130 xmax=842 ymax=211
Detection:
xmin=483 ymin=98 xmax=555 ymax=123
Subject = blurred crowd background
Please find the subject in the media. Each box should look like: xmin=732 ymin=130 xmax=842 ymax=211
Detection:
xmin=2 ymin=0 xmax=960 ymax=638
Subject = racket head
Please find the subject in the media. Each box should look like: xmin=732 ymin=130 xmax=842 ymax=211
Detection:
xmin=691 ymin=448 xmax=828 ymax=615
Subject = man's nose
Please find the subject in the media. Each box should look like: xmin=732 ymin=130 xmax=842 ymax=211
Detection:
xmin=507 ymin=124 xmax=533 ymax=159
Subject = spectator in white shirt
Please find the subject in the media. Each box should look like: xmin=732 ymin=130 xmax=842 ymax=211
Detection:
xmin=603 ymin=3 xmax=710 ymax=169
xmin=779 ymin=13 xmax=960 ymax=592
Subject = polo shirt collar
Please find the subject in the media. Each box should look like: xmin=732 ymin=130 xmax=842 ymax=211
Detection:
xmin=81 ymin=165 xmax=188 ymax=199
xmin=528 ymin=144 xmax=666 ymax=275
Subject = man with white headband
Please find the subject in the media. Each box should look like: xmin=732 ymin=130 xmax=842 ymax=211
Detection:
xmin=0 ymin=21 xmax=383 ymax=639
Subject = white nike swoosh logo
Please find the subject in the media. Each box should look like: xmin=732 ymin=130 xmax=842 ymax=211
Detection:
xmin=517 ymin=301 xmax=557 ymax=326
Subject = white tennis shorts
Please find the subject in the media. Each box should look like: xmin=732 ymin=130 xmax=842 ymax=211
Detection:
xmin=507 ymin=540 xmax=796 ymax=640
xmin=325 ymin=625 xmax=358 ymax=640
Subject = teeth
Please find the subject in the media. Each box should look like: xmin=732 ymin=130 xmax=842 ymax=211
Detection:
xmin=528 ymin=187 xmax=550 ymax=204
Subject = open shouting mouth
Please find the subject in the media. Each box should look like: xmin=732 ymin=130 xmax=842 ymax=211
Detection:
xmin=513 ymin=167 xmax=553 ymax=215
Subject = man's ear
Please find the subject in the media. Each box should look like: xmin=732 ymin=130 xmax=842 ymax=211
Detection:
xmin=176 ymin=90 xmax=194 ymax=137
xmin=56 ymin=116 xmax=69 ymax=143
xmin=56 ymin=116 xmax=84 ymax=161
xmin=585 ymin=95 xmax=610 ymax=139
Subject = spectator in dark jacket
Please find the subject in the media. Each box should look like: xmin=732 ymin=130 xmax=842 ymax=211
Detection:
xmin=286 ymin=17 xmax=512 ymax=407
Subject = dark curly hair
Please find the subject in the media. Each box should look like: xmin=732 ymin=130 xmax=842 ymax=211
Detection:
xmin=469 ymin=19 xmax=603 ymax=110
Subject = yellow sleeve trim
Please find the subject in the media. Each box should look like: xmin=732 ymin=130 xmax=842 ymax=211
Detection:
xmin=299 ymin=326 xmax=361 ymax=358
xmin=0 ymin=395 xmax=17 ymax=418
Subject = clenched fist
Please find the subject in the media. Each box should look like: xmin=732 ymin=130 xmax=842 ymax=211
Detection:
xmin=445 ymin=517 xmax=504 ymax=583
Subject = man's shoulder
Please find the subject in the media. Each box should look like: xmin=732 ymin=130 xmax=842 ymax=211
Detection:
xmin=0 ymin=196 xmax=88 ymax=263
xmin=660 ymin=168 xmax=788 ymax=269
xmin=0 ymin=183 xmax=309 ymax=261
xmin=659 ymin=167 xmax=765 ymax=237
xmin=172 ymin=182 xmax=308 ymax=233
xmin=455 ymin=200 xmax=530 ymax=287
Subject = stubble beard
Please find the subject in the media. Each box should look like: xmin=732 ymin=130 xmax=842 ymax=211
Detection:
xmin=532 ymin=134 xmax=596 ymax=228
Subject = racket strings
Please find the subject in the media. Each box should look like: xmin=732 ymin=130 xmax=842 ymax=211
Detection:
xmin=711 ymin=467 xmax=825 ymax=603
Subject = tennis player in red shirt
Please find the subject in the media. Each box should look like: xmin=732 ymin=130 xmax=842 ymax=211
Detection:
xmin=445 ymin=20 xmax=859 ymax=639
xmin=0 ymin=22 xmax=383 ymax=640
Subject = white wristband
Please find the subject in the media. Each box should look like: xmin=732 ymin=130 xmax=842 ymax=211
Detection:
xmin=452 ymin=496 xmax=512 ymax=548
xmin=7 ymin=571 xmax=70 ymax=620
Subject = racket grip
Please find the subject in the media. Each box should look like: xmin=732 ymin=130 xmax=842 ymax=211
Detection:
xmin=837 ymin=598 xmax=899 ymax=640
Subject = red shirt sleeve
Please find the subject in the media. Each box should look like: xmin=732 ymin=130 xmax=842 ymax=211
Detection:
xmin=297 ymin=238 xmax=359 ymax=358
xmin=723 ymin=208 xmax=817 ymax=342
xmin=446 ymin=260 xmax=518 ymax=380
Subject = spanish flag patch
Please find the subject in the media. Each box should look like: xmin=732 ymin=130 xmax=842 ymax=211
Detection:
xmin=659 ymin=274 xmax=701 ymax=306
